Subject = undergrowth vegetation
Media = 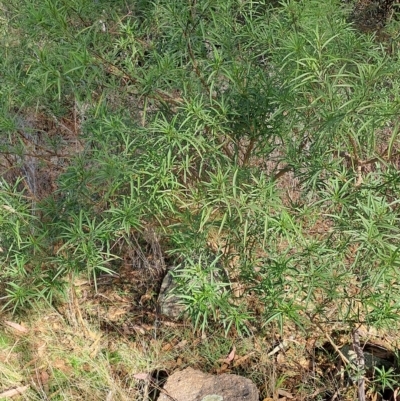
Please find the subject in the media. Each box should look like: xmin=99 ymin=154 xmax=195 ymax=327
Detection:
xmin=1 ymin=0 xmax=400 ymax=399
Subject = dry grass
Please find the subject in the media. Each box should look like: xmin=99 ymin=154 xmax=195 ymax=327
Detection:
xmin=1 ymin=259 xmax=399 ymax=401
xmin=0 ymin=278 xmax=314 ymax=401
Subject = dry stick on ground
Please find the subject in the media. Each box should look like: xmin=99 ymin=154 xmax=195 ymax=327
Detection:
xmin=352 ymin=328 xmax=366 ymax=401
xmin=313 ymin=320 xmax=352 ymax=366
xmin=140 ymin=376 xmax=178 ymax=401
xmin=313 ymin=320 xmax=369 ymax=400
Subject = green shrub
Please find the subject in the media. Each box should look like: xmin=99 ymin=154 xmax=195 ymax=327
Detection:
xmin=1 ymin=0 xmax=400 ymax=336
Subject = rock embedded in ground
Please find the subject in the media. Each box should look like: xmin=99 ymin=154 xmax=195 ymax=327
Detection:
xmin=157 ymin=268 xmax=186 ymax=319
xmin=157 ymin=259 xmax=230 ymax=320
xmin=157 ymin=367 xmax=259 ymax=401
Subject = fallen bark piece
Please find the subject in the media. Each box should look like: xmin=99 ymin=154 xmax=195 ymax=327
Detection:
xmin=4 ymin=321 xmax=29 ymax=334
xmin=0 ymin=385 xmax=30 ymax=398
xmin=157 ymin=367 xmax=259 ymax=401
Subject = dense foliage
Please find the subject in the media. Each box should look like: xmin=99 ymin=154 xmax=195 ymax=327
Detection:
xmin=1 ymin=0 xmax=400 ymax=337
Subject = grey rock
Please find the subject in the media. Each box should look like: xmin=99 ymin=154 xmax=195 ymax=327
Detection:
xmin=157 ymin=268 xmax=186 ymax=319
xmin=157 ymin=256 xmax=230 ymax=320
xmin=157 ymin=367 xmax=259 ymax=401
xmin=340 ymin=344 xmax=394 ymax=371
